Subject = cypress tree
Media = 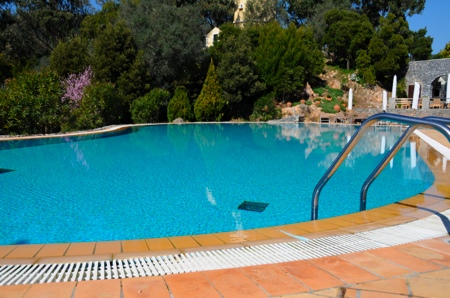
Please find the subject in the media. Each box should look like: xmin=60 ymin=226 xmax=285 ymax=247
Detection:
xmin=167 ymin=86 xmax=194 ymax=122
xmin=194 ymin=59 xmax=227 ymax=121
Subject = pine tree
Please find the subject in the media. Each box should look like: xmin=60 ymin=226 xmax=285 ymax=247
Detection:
xmin=167 ymin=86 xmax=194 ymax=122
xmin=194 ymin=60 xmax=227 ymax=121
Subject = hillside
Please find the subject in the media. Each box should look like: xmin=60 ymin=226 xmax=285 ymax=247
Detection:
xmin=317 ymin=66 xmax=385 ymax=110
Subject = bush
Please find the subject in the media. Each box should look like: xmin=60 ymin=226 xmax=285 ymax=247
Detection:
xmin=326 ymin=86 xmax=344 ymax=99
xmin=167 ymin=87 xmax=194 ymax=122
xmin=130 ymin=88 xmax=170 ymax=123
xmin=61 ymin=67 xmax=93 ymax=109
xmin=250 ymin=93 xmax=280 ymax=121
xmin=194 ymin=60 xmax=227 ymax=121
xmin=319 ymin=98 xmax=345 ymax=114
xmin=70 ymin=82 xmax=126 ymax=130
xmin=312 ymin=87 xmax=325 ymax=96
xmin=0 ymin=71 xmax=64 ymax=135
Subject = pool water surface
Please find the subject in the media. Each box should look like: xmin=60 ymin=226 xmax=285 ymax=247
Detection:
xmin=0 ymin=123 xmax=434 ymax=245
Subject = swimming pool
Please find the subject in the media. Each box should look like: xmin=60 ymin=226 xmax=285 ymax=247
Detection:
xmin=0 ymin=123 xmax=434 ymax=245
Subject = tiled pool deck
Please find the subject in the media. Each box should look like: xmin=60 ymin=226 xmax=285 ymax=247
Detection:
xmin=1 ymin=128 xmax=449 ymax=297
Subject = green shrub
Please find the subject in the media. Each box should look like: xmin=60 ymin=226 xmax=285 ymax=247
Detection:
xmin=130 ymin=88 xmax=170 ymax=123
xmin=167 ymin=87 xmax=194 ymax=122
xmin=326 ymin=86 xmax=344 ymax=99
xmin=313 ymin=87 xmax=325 ymax=96
xmin=0 ymin=71 xmax=64 ymax=135
xmin=194 ymin=60 xmax=227 ymax=121
xmin=319 ymin=98 xmax=345 ymax=114
xmin=250 ymin=93 xmax=280 ymax=121
xmin=71 ymin=82 xmax=125 ymax=130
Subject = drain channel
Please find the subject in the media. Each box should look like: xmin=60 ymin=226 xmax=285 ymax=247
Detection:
xmin=1 ymin=209 xmax=449 ymax=286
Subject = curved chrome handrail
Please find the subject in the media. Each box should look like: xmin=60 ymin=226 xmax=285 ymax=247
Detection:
xmin=311 ymin=113 xmax=450 ymax=221
xmin=360 ymin=116 xmax=450 ymax=211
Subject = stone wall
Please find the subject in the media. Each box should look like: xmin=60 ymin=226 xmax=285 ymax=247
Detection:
xmin=352 ymin=108 xmax=450 ymax=118
xmin=406 ymin=58 xmax=450 ymax=98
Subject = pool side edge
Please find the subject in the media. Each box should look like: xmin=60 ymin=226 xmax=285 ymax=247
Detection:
xmin=1 ymin=127 xmax=449 ymax=265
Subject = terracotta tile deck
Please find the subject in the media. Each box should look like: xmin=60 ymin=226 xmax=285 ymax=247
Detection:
xmin=0 ymin=128 xmax=449 ymax=297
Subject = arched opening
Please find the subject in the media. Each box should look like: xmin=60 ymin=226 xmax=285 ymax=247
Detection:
xmin=429 ymin=75 xmax=449 ymax=108
xmin=430 ymin=75 xmax=448 ymax=99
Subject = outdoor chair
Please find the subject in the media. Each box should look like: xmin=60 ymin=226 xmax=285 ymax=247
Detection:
xmin=352 ymin=112 xmax=369 ymax=124
xmin=319 ymin=112 xmax=333 ymax=123
xmin=334 ymin=111 xmax=348 ymax=123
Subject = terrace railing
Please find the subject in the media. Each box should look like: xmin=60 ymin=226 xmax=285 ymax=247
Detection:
xmin=311 ymin=113 xmax=450 ymax=221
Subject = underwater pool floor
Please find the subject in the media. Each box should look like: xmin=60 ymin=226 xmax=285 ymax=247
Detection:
xmin=0 ymin=125 xmax=449 ymax=297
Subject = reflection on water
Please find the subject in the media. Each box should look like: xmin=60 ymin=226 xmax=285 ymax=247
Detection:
xmin=0 ymin=123 xmax=435 ymax=244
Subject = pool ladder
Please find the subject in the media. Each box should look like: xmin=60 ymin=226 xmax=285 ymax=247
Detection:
xmin=311 ymin=113 xmax=450 ymax=221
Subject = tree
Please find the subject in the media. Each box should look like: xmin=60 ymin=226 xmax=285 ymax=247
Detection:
xmin=92 ymin=21 xmax=137 ymax=84
xmin=245 ymin=0 xmax=289 ymax=25
xmin=285 ymin=0 xmax=322 ymax=25
xmin=357 ymin=13 xmax=411 ymax=87
xmin=253 ymin=21 xmax=324 ymax=102
xmin=122 ymin=0 xmax=208 ymax=89
xmin=409 ymin=28 xmax=433 ymax=61
xmin=209 ymin=23 xmax=265 ymax=118
xmin=355 ymin=50 xmax=376 ymax=85
xmin=1 ymin=0 xmax=91 ymax=66
xmin=194 ymin=59 xmax=227 ymax=121
xmin=322 ymin=9 xmax=373 ymax=69
xmin=352 ymin=0 xmax=425 ymax=26
xmin=167 ymin=86 xmax=194 ymax=122
xmin=50 ymin=36 xmax=90 ymax=77
xmin=198 ymin=0 xmax=234 ymax=29
xmin=436 ymin=42 xmax=450 ymax=58
xmin=303 ymin=0 xmax=352 ymax=43
xmin=80 ymin=1 xmax=120 ymax=39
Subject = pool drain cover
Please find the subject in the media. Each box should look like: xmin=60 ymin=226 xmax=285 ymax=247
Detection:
xmin=238 ymin=201 xmax=269 ymax=212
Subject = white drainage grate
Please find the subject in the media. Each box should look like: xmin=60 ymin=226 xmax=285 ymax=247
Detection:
xmin=1 ymin=209 xmax=449 ymax=286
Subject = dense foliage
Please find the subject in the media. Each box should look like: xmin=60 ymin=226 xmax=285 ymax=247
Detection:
xmin=250 ymin=92 xmax=280 ymax=121
xmin=253 ymin=22 xmax=324 ymax=102
xmin=167 ymin=87 xmax=194 ymax=122
xmin=209 ymin=23 xmax=265 ymax=119
xmin=0 ymin=71 xmax=64 ymax=135
xmin=130 ymin=89 xmax=171 ymax=124
xmin=194 ymin=60 xmax=227 ymax=121
xmin=322 ymin=9 xmax=373 ymax=69
xmin=0 ymin=0 xmax=444 ymax=134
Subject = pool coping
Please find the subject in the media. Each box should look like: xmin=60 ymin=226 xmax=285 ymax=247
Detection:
xmin=1 ymin=124 xmax=449 ymax=266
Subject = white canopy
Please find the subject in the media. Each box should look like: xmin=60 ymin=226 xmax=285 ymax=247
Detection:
xmin=412 ymin=82 xmax=420 ymax=110
xmin=348 ymin=88 xmax=353 ymax=110
xmin=392 ymin=75 xmax=397 ymax=99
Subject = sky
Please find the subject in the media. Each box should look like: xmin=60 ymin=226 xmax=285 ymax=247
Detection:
xmin=407 ymin=0 xmax=450 ymax=54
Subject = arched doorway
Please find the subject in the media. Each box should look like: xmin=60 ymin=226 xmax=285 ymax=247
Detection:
xmin=430 ymin=75 xmax=448 ymax=99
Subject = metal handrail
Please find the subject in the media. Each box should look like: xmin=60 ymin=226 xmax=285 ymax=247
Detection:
xmin=311 ymin=113 xmax=450 ymax=221
xmin=360 ymin=116 xmax=450 ymax=211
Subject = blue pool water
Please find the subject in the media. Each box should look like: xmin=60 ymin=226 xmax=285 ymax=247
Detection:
xmin=0 ymin=123 xmax=434 ymax=245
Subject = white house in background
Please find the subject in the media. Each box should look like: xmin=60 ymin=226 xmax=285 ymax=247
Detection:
xmin=205 ymin=0 xmax=247 ymax=47
xmin=233 ymin=0 xmax=247 ymax=27
xmin=205 ymin=27 xmax=221 ymax=48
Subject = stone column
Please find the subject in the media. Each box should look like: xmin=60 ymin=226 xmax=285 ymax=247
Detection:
xmin=388 ymin=97 xmax=396 ymax=110
xmin=422 ymin=96 xmax=430 ymax=110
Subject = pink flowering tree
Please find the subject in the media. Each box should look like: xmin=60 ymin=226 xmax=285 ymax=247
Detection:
xmin=61 ymin=66 xmax=93 ymax=109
